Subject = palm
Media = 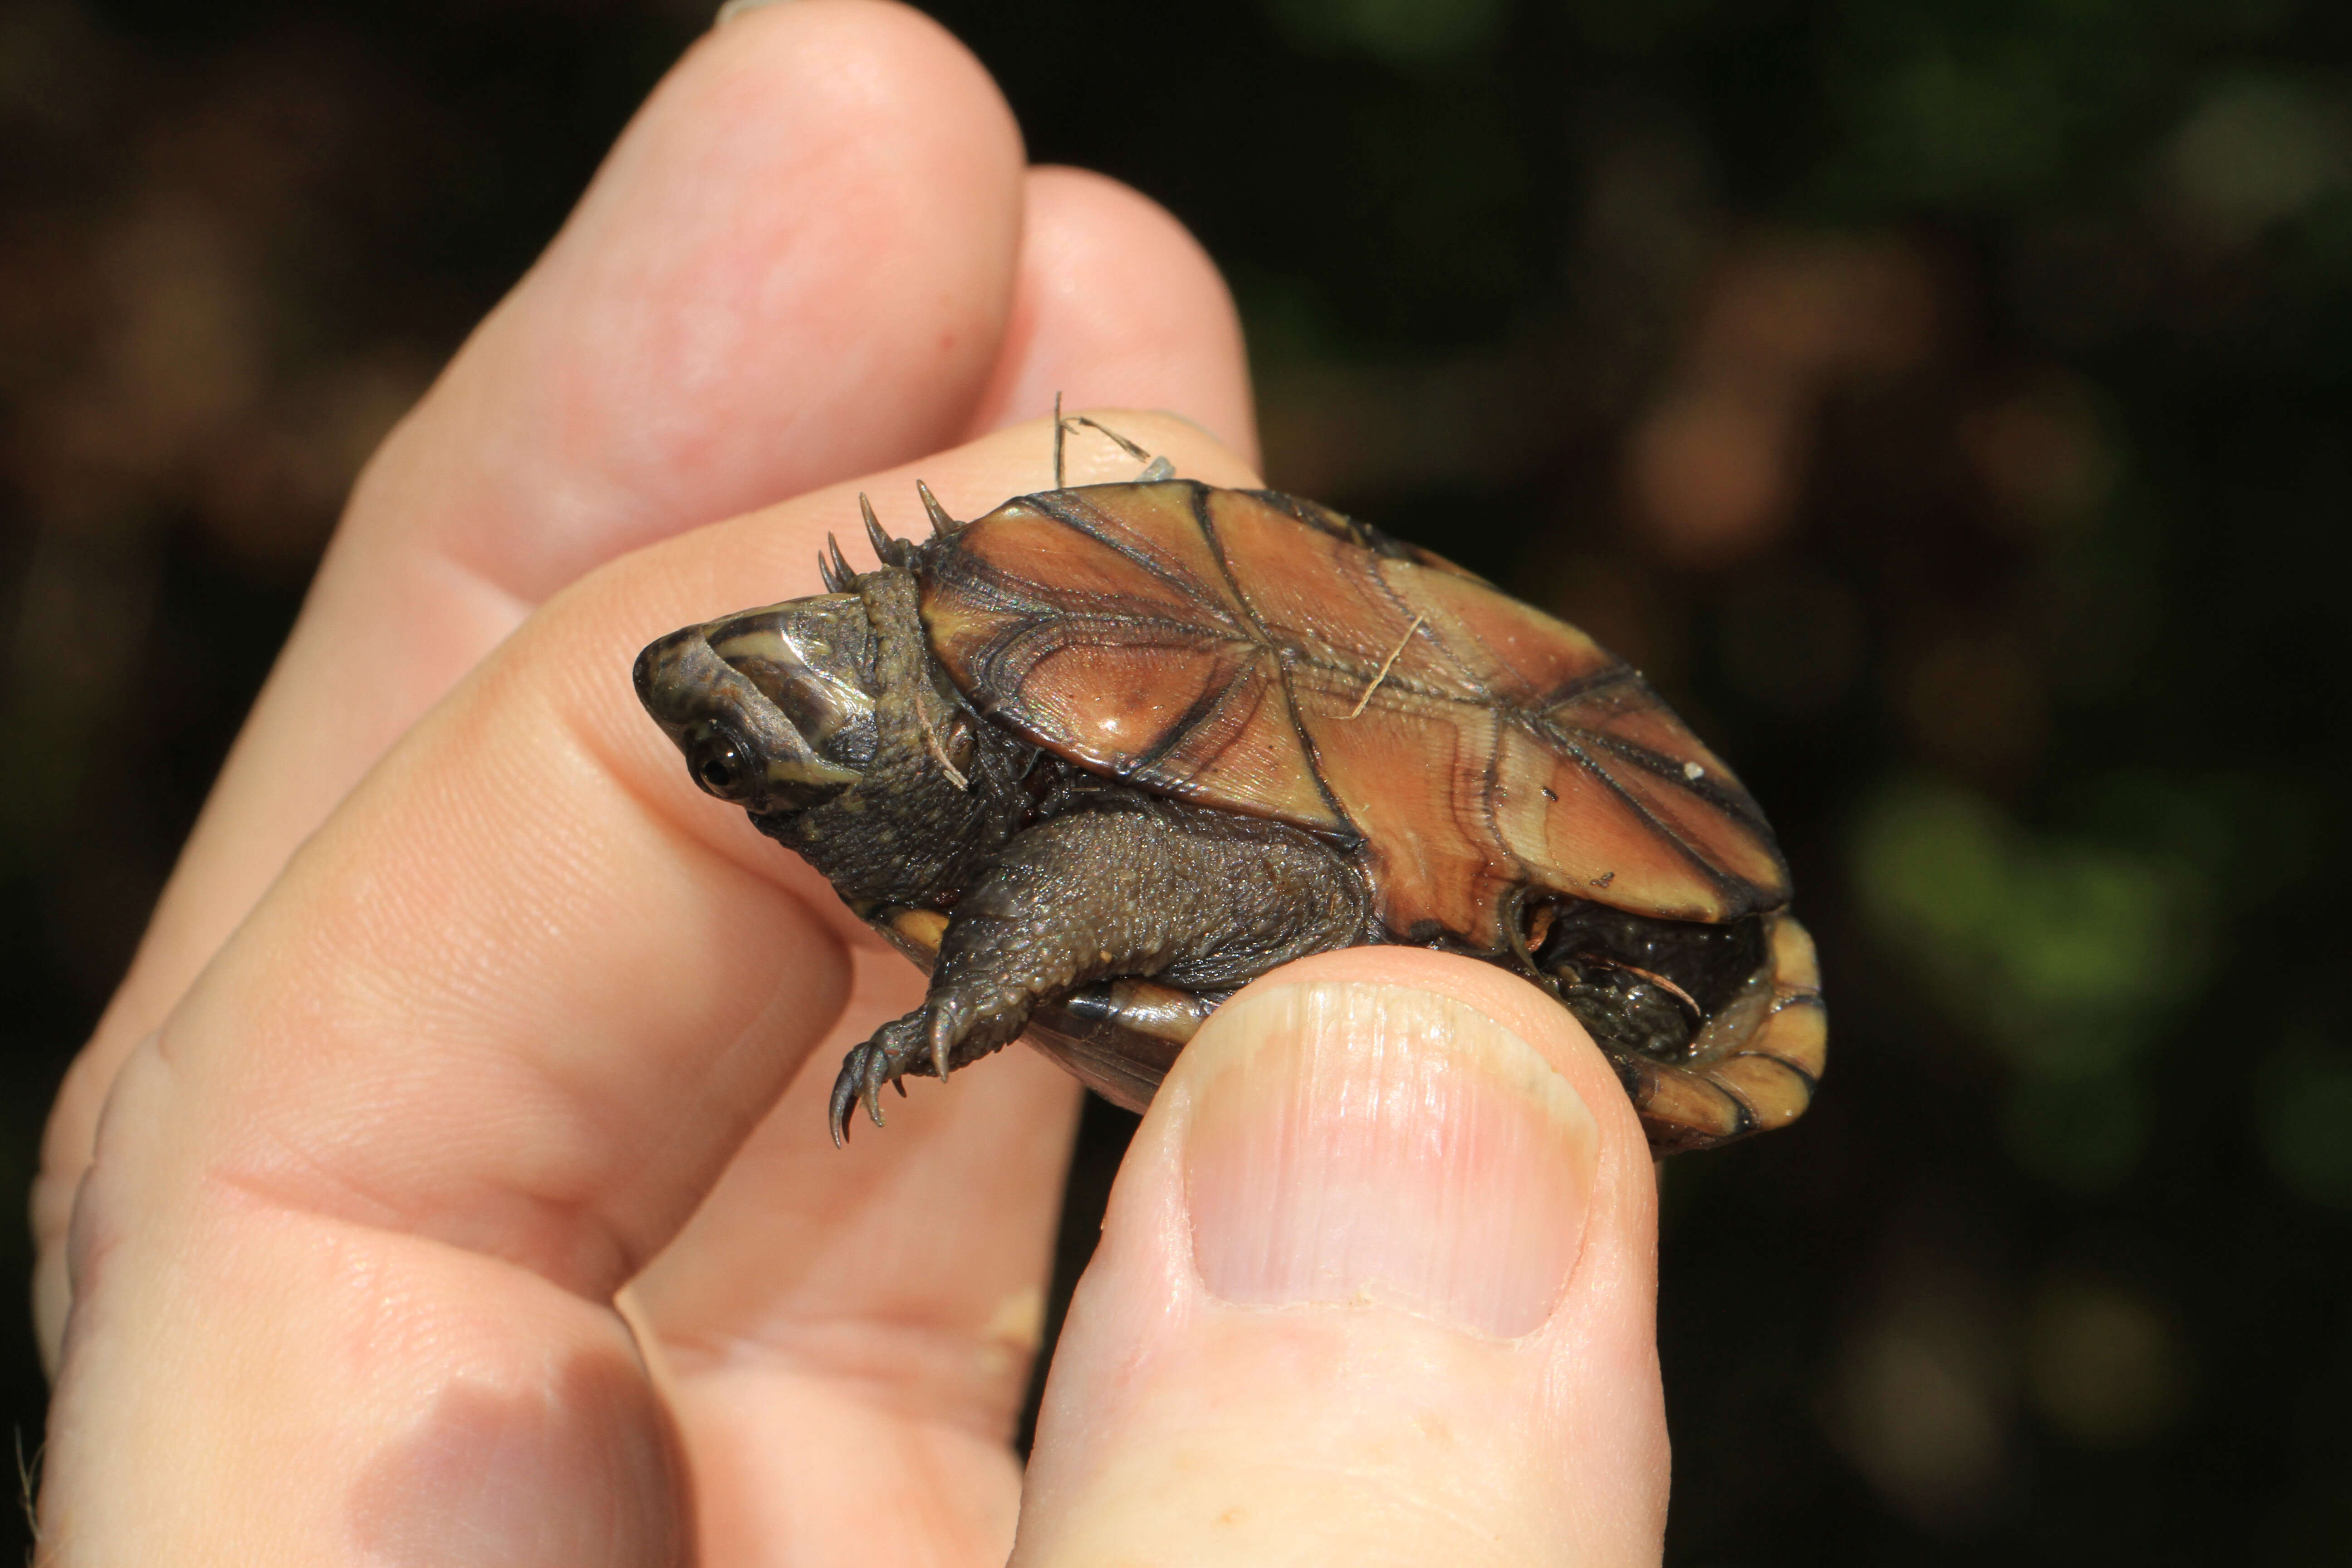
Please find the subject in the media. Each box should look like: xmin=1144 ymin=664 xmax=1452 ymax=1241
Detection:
xmin=621 ymin=947 xmax=1080 ymax=1564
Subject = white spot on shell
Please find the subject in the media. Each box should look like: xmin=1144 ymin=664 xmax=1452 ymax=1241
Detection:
xmin=1684 ymin=761 xmax=1705 ymax=780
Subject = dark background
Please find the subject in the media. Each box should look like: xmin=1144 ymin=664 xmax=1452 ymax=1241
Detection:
xmin=5 ymin=0 xmax=2350 ymax=1559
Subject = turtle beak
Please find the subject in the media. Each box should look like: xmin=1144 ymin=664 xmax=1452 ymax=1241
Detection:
xmin=632 ymin=598 xmax=872 ymax=810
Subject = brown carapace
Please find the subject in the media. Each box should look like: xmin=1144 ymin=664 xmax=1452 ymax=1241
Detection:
xmin=636 ymin=473 xmax=1825 ymax=1152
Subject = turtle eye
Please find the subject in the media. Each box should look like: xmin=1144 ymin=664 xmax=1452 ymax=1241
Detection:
xmin=687 ymin=729 xmax=755 ymax=802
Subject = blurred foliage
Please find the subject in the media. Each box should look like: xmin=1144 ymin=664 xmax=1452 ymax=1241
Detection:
xmin=5 ymin=0 xmax=2351 ymax=1561
xmin=1269 ymin=0 xmax=1510 ymax=66
xmin=1852 ymin=777 xmax=2205 ymax=1186
xmin=2257 ymin=1040 xmax=2352 ymax=1208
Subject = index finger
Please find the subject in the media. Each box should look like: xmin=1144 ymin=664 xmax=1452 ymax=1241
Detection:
xmin=40 ymin=0 xmax=1037 ymax=1366
xmin=40 ymin=416 xmax=1264 ymax=1561
xmin=64 ymin=0 xmax=1025 ymax=1112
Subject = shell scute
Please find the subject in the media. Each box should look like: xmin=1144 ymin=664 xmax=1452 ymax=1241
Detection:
xmin=920 ymin=480 xmax=1789 ymax=949
xmin=926 ymin=489 xmax=1237 ymax=635
xmin=1390 ymin=559 xmax=1619 ymax=704
xmin=1288 ymin=681 xmax=1506 ymax=941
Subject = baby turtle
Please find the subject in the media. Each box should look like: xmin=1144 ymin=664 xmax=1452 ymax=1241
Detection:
xmin=635 ymin=430 xmax=1824 ymax=1152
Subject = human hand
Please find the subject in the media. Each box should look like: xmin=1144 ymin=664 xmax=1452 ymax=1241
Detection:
xmin=35 ymin=0 xmax=1251 ymax=1364
xmin=31 ymin=5 xmax=1670 ymax=1563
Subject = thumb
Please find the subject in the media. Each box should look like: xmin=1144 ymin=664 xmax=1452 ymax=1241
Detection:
xmin=1014 ymin=947 xmax=1670 ymax=1567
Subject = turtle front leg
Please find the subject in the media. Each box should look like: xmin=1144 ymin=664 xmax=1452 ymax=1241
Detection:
xmin=830 ymin=801 xmax=1368 ymax=1142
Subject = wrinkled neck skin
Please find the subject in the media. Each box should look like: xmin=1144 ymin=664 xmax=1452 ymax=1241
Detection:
xmin=753 ymin=568 xmax=1037 ymax=915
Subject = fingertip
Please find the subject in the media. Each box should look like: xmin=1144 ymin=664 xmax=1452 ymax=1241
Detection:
xmin=969 ymin=166 xmax=1257 ymax=468
xmin=687 ymin=0 xmax=1022 ymax=167
xmin=1223 ymin=947 xmax=1654 ymax=1170
xmin=1018 ymin=952 xmax=1669 ymax=1566
xmin=405 ymin=0 xmax=1030 ymax=597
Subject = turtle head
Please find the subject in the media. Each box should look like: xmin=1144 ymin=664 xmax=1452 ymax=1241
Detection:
xmin=633 ymin=594 xmax=881 ymax=817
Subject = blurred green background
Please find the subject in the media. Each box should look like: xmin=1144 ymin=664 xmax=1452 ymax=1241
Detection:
xmin=4 ymin=0 xmax=2349 ymax=1558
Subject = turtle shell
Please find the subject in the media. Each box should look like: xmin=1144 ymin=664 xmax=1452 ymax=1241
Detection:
xmin=917 ymin=480 xmax=1790 ymax=954
xmin=868 ymin=902 xmax=1825 ymax=1152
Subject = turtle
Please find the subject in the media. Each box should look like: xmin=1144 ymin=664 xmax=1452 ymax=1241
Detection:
xmin=633 ymin=430 xmax=1825 ymax=1152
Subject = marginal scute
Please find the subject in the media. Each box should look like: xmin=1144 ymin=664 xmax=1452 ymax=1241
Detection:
xmin=1615 ymin=912 xmax=1826 ymax=1148
xmin=1769 ymin=912 xmax=1822 ymax=993
xmin=921 ymin=479 xmax=1790 ymax=950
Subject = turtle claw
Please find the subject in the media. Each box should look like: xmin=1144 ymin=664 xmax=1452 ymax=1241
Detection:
xmin=827 ymin=1048 xmax=868 ymax=1147
xmin=927 ymin=1000 xmax=966 ymax=1085
xmin=818 ymin=533 xmax=859 ymax=593
xmin=826 ymin=994 xmax=1009 ymax=1145
xmin=859 ymin=493 xmax=892 ymax=558
xmin=828 ymin=1009 xmax=934 ymax=1145
xmin=858 ymin=493 xmax=919 ymax=571
xmin=916 ymin=479 xmax=957 ymax=536
xmin=827 ymin=1038 xmax=905 ymax=1145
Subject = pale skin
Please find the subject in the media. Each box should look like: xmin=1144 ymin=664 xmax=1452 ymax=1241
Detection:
xmin=29 ymin=3 xmax=1671 ymax=1563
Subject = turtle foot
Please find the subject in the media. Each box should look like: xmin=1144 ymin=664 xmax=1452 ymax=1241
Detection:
xmin=826 ymin=996 xmax=987 ymax=1146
